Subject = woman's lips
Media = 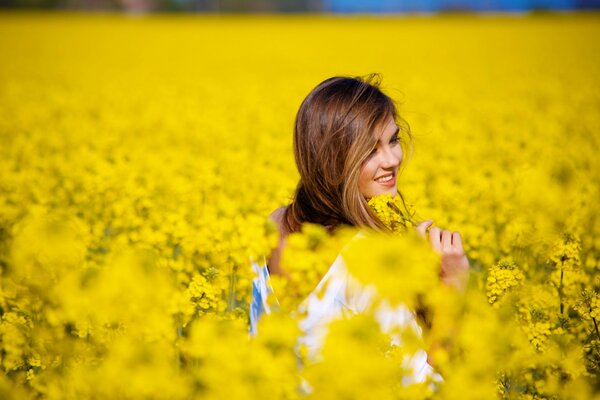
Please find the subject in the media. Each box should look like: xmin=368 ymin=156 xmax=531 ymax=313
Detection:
xmin=375 ymin=174 xmax=396 ymax=187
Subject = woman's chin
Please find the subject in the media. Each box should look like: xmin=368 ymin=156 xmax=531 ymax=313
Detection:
xmin=360 ymin=182 xmax=399 ymax=198
xmin=379 ymin=183 xmax=398 ymax=195
xmin=368 ymin=186 xmax=398 ymax=198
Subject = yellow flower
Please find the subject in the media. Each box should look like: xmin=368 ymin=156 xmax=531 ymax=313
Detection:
xmin=486 ymin=258 xmax=524 ymax=306
xmin=342 ymin=230 xmax=439 ymax=309
xmin=367 ymin=194 xmax=416 ymax=233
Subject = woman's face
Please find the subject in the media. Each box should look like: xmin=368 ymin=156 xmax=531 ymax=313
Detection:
xmin=358 ymin=116 xmax=403 ymax=198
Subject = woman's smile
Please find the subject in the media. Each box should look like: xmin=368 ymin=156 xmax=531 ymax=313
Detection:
xmin=375 ymin=172 xmax=396 ymax=186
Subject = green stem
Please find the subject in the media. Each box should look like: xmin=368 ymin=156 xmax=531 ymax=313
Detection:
xmin=558 ymin=266 xmax=564 ymax=315
xmin=592 ymin=317 xmax=600 ymax=341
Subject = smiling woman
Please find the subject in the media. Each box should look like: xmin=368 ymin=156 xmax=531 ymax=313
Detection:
xmin=249 ymin=74 xmax=469 ymax=390
xmin=283 ymin=74 xmax=413 ymax=235
xmin=264 ymin=74 xmax=424 ymax=275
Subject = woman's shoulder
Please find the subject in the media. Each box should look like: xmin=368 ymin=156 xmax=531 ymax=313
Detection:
xmin=269 ymin=205 xmax=288 ymax=230
xmin=266 ymin=205 xmax=290 ymax=276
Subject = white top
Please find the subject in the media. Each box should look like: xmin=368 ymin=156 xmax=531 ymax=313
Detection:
xmin=249 ymin=233 xmax=443 ymax=387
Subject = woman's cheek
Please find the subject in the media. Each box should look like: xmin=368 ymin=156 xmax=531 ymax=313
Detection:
xmin=358 ymin=159 xmax=378 ymax=197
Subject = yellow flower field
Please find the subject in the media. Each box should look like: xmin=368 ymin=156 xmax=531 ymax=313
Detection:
xmin=0 ymin=11 xmax=599 ymax=399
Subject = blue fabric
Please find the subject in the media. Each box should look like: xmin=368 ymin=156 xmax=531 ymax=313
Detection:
xmin=249 ymin=258 xmax=274 ymax=336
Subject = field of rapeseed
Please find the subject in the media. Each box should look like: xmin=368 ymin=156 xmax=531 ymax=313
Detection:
xmin=1 ymin=11 xmax=599 ymax=399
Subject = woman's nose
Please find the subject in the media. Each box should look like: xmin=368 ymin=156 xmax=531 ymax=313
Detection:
xmin=381 ymin=146 xmax=401 ymax=168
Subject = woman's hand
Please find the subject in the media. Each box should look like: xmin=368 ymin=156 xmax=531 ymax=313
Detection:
xmin=416 ymin=220 xmax=470 ymax=292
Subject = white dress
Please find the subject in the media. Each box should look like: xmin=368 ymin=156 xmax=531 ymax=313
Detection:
xmin=249 ymin=233 xmax=443 ymax=387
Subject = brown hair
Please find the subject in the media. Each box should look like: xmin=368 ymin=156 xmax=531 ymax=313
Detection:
xmin=282 ymin=74 xmax=413 ymax=235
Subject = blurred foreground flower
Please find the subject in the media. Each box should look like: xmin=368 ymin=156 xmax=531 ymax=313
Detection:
xmin=342 ymin=231 xmax=440 ymax=309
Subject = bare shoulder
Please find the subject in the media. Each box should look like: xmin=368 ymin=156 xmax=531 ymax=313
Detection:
xmin=269 ymin=205 xmax=287 ymax=221
xmin=269 ymin=206 xmax=289 ymax=234
xmin=267 ymin=205 xmax=290 ymax=277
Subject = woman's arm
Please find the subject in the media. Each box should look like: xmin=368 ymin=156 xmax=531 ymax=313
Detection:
xmin=414 ymin=220 xmax=470 ymax=369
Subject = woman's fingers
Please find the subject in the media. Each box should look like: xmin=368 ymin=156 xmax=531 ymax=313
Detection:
xmin=441 ymin=230 xmax=452 ymax=251
xmin=428 ymin=226 xmax=442 ymax=254
xmin=452 ymin=231 xmax=463 ymax=250
xmin=418 ymin=223 xmax=470 ymax=292
xmin=416 ymin=222 xmax=464 ymax=258
xmin=415 ymin=220 xmax=433 ymax=238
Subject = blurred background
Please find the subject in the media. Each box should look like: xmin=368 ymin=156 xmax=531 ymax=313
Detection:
xmin=0 ymin=0 xmax=598 ymax=13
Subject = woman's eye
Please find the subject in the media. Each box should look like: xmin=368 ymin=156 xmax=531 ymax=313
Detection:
xmin=390 ymin=135 xmax=400 ymax=144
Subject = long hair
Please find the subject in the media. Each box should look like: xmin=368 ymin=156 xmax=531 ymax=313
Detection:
xmin=282 ymin=74 xmax=413 ymax=235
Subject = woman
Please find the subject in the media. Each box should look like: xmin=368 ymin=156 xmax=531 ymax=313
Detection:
xmin=249 ymin=74 xmax=470 ymax=385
